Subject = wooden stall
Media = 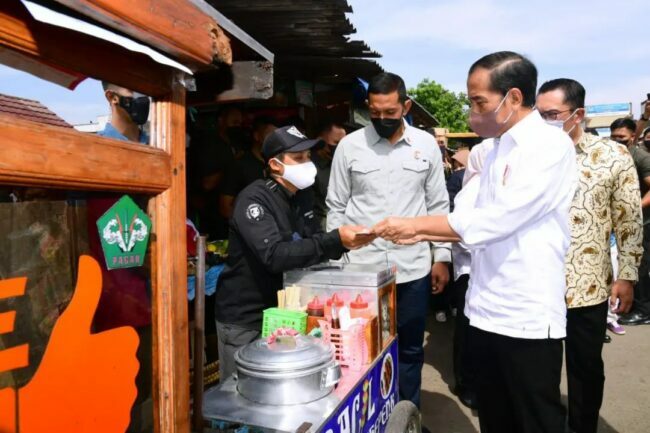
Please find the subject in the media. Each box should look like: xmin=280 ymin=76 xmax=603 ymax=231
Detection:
xmin=0 ymin=1 xmax=269 ymax=432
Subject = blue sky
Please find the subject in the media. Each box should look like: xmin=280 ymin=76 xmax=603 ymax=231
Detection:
xmin=1 ymin=0 xmax=649 ymax=124
xmin=348 ymin=0 xmax=650 ymax=115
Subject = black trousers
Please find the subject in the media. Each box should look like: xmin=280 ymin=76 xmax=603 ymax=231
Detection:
xmin=566 ymin=301 xmax=608 ymax=433
xmin=470 ymin=326 xmax=565 ymax=433
xmin=453 ymin=275 xmax=475 ymax=392
xmin=633 ymin=224 xmax=650 ymax=315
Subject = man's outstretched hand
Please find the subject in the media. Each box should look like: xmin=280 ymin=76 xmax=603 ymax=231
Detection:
xmin=372 ymin=217 xmax=416 ymax=243
xmin=339 ymin=225 xmax=377 ymax=250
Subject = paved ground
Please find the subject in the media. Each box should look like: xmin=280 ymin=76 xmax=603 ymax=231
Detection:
xmin=420 ymin=315 xmax=650 ymax=433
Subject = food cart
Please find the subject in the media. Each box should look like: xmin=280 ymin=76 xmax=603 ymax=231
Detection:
xmin=203 ymin=263 xmax=422 ymax=433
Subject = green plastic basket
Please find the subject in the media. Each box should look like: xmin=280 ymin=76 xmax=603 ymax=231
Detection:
xmin=262 ymin=308 xmax=307 ymax=337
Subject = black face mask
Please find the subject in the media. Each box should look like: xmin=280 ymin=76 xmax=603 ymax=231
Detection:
xmin=644 ymin=140 xmax=650 ymax=149
xmin=226 ymin=127 xmax=251 ymax=151
xmin=371 ymin=117 xmax=402 ymax=139
xmin=118 ymin=95 xmax=150 ymax=125
xmin=327 ymin=143 xmax=337 ymax=157
xmin=613 ymin=138 xmax=630 ymax=147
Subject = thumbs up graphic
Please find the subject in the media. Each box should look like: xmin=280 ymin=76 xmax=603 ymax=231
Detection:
xmin=0 ymin=255 xmax=140 ymax=433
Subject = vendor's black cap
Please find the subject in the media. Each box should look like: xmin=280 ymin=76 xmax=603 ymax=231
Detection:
xmin=262 ymin=125 xmax=322 ymax=161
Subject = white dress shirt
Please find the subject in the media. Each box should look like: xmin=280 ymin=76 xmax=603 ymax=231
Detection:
xmin=453 ymin=140 xmax=495 ymax=281
xmin=451 ymin=176 xmax=479 ymax=281
xmin=448 ymin=111 xmax=577 ymax=339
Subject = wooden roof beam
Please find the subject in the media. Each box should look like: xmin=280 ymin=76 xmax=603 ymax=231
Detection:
xmin=51 ymin=0 xmax=232 ymax=69
xmin=0 ymin=0 xmax=175 ymax=96
xmin=0 ymin=113 xmax=171 ymax=193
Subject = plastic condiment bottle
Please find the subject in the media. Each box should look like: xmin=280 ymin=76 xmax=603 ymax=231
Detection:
xmin=325 ymin=293 xmax=345 ymax=317
xmin=331 ymin=304 xmax=341 ymax=329
xmin=307 ymin=296 xmax=325 ymax=317
xmin=350 ymin=294 xmax=371 ymax=319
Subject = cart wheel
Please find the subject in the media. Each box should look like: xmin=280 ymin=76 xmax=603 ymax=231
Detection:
xmin=386 ymin=401 xmax=421 ymax=433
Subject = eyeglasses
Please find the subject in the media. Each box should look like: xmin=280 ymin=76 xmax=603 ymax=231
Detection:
xmin=538 ymin=109 xmax=574 ymax=121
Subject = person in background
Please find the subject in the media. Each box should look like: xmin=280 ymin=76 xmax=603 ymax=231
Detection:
xmin=450 ymin=142 xmax=491 ymax=410
xmin=100 ymin=82 xmax=150 ymax=143
xmin=641 ymin=126 xmax=650 ymax=152
xmin=312 ymin=121 xmax=347 ymax=230
xmin=198 ymin=106 xmax=246 ymax=240
xmin=92 ymin=82 xmax=153 ymax=431
xmin=447 ymin=148 xmax=469 ymax=210
xmin=610 ymin=117 xmax=650 ymax=326
xmin=634 ymin=95 xmax=650 ymax=144
xmin=433 ymin=128 xmax=453 ymax=178
xmin=327 ymin=72 xmax=451 ymax=408
xmin=373 ymin=52 xmax=577 ymax=433
xmin=214 ymin=126 xmax=373 ymax=380
xmin=219 ymin=116 xmax=277 ymax=219
xmin=433 ymin=148 xmax=470 ymax=323
xmin=537 ymin=78 xmax=642 ymax=433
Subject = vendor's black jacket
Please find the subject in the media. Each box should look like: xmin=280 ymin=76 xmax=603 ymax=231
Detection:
xmin=215 ymin=178 xmax=346 ymax=330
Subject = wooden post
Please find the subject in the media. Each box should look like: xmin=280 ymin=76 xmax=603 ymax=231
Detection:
xmin=193 ymin=236 xmax=207 ymax=433
xmin=150 ymin=74 xmax=190 ymax=433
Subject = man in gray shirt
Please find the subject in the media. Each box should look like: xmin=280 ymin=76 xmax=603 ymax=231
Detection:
xmin=327 ymin=72 xmax=451 ymax=407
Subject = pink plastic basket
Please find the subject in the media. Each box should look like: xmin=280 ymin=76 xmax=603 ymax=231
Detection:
xmin=319 ymin=319 xmax=368 ymax=371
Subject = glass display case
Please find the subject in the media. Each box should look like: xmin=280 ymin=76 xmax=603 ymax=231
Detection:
xmin=283 ymin=263 xmax=397 ymax=353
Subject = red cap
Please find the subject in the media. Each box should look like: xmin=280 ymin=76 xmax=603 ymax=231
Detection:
xmin=307 ymin=296 xmax=324 ymax=310
xmin=350 ymin=294 xmax=368 ymax=309
xmin=326 ymin=293 xmax=344 ymax=307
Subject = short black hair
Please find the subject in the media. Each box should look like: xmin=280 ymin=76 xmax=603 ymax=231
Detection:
xmin=610 ymin=117 xmax=636 ymax=133
xmin=368 ymin=73 xmax=408 ymax=103
xmin=318 ymin=120 xmax=345 ymax=136
xmin=102 ymin=81 xmax=124 ymax=93
xmin=642 ymin=126 xmax=650 ymax=138
xmin=469 ymin=51 xmax=538 ymax=107
xmin=252 ymin=115 xmax=276 ymax=133
xmin=538 ymin=78 xmax=586 ymax=110
xmin=217 ymin=105 xmax=242 ymax=119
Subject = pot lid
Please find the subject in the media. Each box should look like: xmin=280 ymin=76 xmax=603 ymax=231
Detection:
xmin=235 ymin=335 xmax=333 ymax=372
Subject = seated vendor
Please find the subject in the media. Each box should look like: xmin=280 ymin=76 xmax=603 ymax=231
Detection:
xmin=214 ymin=126 xmax=374 ymax=379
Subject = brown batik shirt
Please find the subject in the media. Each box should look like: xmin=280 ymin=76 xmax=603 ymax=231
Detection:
xmin=565 ymin=133 xmax=643 ymax=308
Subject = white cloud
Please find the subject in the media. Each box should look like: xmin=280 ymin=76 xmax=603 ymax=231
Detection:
xmin=586 ymin=75 xmax=650 ymax=117
xmin=349 ymin=0 xmax=650 ymax=64
xmin=48 ymin=102 xmax=107 ymax=125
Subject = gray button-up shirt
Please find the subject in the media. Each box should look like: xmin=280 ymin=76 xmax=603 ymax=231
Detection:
xmin=327 ymin=121 xmax=451 ymax=284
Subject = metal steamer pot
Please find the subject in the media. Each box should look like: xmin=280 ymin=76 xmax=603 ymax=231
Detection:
xmin=234 ymin=335 xmax=341 ymax=406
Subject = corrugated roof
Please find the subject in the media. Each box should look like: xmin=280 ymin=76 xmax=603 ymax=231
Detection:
xmin=0 ymin=93 xmax=71 ymax=128
xmin=209 ymin=0 xmax=383 ymax=80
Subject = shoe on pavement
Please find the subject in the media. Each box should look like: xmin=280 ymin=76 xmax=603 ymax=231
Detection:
xmin=618 ymin=311 xmax=650 ymax=326
xmin=435 ymin=311 xmax=447 ymax=322
xmin=604 ymin=334 xmax=612 ymax=343
xmin=607 ymin=321 xmax=626 ymax=335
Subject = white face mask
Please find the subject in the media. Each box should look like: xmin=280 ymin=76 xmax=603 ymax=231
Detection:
xmin=545 ymin=109 xmax=580 ymax=134
xmin=274 ymin=159 xmax=317 ymax=190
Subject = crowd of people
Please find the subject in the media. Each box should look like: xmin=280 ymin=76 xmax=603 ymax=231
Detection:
xmin=94 ymin=48 xmax=650 ymax=433
xmin=369 ymin=52 xmax=650 ymax=433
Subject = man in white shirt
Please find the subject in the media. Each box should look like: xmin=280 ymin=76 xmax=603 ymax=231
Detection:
xmin=451 ymin=139 xmax=494 ymax=410
xmin=373 ymin=51 xmax=577 ymax=433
